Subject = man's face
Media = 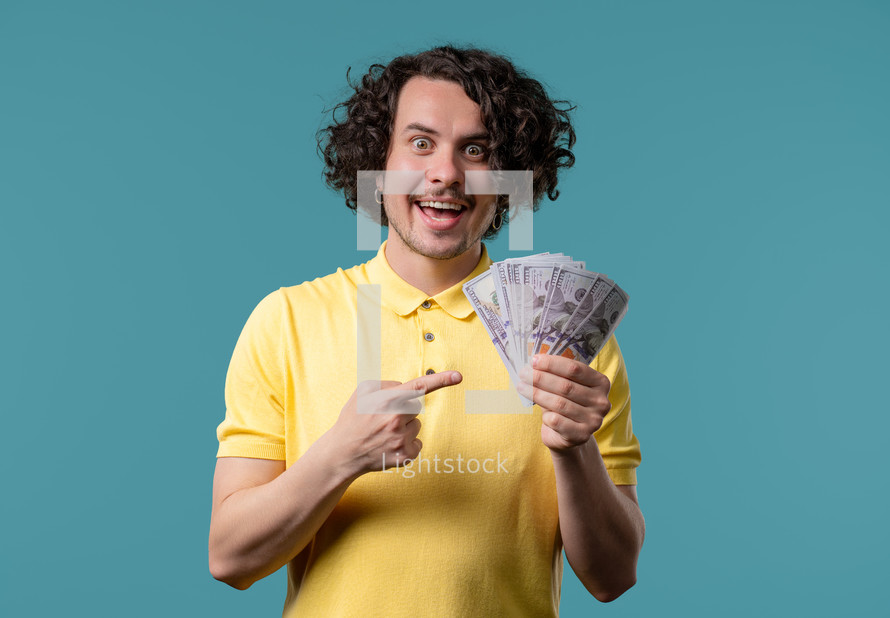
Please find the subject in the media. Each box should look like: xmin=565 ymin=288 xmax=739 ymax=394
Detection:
xmin=382 ymin=76 xmax=497 ymax=261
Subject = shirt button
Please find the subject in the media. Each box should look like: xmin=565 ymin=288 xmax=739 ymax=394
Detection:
xmin=421 ymin=300 xmax=432 ymax=309
xmin=424 ymin=332 xmax=435 ymax=342
xmin=425 ymin=369 xmax=435 ymax=375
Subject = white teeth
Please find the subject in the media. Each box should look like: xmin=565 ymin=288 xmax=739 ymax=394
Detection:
xmin=418 ymin=201 xmax=463 ymax=211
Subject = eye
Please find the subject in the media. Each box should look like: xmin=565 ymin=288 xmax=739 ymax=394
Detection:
xmin=412 ymin=137 xmax=432 ymax=150
xmin=464 ymin=144 xmax=486 ymax=158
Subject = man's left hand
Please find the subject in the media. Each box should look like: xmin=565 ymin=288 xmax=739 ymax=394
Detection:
xmin=518 ymin=354 xmax=612 ymax=452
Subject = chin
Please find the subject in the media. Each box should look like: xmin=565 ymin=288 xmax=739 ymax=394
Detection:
xmin=408 ymin=232 xmax=477 ymax=261
xmin=387 ymin=212 xmax=485 ymax=261
xmin=413 ymin=241 xmax=471 ymax=261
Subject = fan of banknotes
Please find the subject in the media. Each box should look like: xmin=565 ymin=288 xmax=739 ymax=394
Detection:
xmin=463 ymin=253 xmax=629 ymax=406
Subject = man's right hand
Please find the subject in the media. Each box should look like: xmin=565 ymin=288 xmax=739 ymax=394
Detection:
xmin=210 ymin=370 xmax=462 ymax=589
xmin=329 ymin=371 xmax=462 ymax=477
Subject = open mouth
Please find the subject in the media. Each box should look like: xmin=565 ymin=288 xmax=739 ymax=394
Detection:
xmin=416 ymin=200 xmax=467 ymax=221
xmin=414 ymin=200 xmax=468 ymax=231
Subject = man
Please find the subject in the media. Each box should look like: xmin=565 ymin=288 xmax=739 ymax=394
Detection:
xmin=209 ymin=46 xmax=644 ymax=616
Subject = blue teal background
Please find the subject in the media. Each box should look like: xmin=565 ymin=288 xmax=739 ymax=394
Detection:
xmin=2 ymin=0 xmax=887 ymax=615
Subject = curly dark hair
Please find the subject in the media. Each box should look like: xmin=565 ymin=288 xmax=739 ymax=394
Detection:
xmin=317 ymin=45 xmax=576 ymax=238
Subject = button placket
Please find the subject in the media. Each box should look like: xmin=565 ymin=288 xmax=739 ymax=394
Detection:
xmin=419 ymin=302 xmax=440 ymax=377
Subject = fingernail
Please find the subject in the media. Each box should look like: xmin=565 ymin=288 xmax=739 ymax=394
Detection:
xmin=519 ymin=366 xmax=532 ymax=383
xmin=531 ymin=355 xmax=539 ymax=368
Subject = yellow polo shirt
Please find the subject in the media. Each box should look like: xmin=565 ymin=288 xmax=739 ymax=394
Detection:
xmin=217 ymin=242 xmax=641 ymax=617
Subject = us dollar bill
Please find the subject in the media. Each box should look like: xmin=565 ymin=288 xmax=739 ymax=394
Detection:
xmin=547 ymin=274 xmax=613 ymax=355
xmin=463 ymin=271 xmax=525 ymax=394
xmin=463 ymin=252 xmax=629 ymax=407
xmin=551 ymin=283 xmax=629 ymax=364
xmin=532 ymin=267 xmax=603 ymax=355
xmin=490 ymin=261 xmax=523 ymax=365
xmin=518 ymin=258 xmax=582 ymax=365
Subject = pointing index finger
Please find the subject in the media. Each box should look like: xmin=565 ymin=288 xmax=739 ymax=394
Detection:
xmin=397 ymin=371 xmax=463 ymax=396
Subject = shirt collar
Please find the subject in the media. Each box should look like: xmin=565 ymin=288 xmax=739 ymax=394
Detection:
xmin=365 ymin=241 xmax=493 ymax=319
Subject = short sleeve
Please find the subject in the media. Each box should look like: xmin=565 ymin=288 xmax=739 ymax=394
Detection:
xmin=592 ymin=336 xmax=641 ymax=485
xmin=216 ymin=289 xmax=287 ymax=460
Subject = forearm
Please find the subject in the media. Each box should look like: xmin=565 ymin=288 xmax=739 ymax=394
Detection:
xmin=209 ymin=432 xmax=359 ymax=589
xmin=552 ymin=439 xmax=645 ymax=602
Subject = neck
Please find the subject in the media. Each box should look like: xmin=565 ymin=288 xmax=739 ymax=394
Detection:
xmin=383 ymin=235 xmax=483 ymax=297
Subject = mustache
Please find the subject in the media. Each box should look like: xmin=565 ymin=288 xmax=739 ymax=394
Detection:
xmin=409 ymin=187 xmax=475 ymax=208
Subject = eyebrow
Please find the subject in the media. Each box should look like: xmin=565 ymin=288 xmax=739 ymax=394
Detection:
xmin=401 ymin=122 xmax=489 ymax=141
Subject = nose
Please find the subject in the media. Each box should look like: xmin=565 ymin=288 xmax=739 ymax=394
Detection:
xmin=425 ymin=150 xmax=463 ymax=189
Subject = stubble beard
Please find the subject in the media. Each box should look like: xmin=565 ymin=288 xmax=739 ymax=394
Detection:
xmin=384 ymin=198 xmax=489 ymax=261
